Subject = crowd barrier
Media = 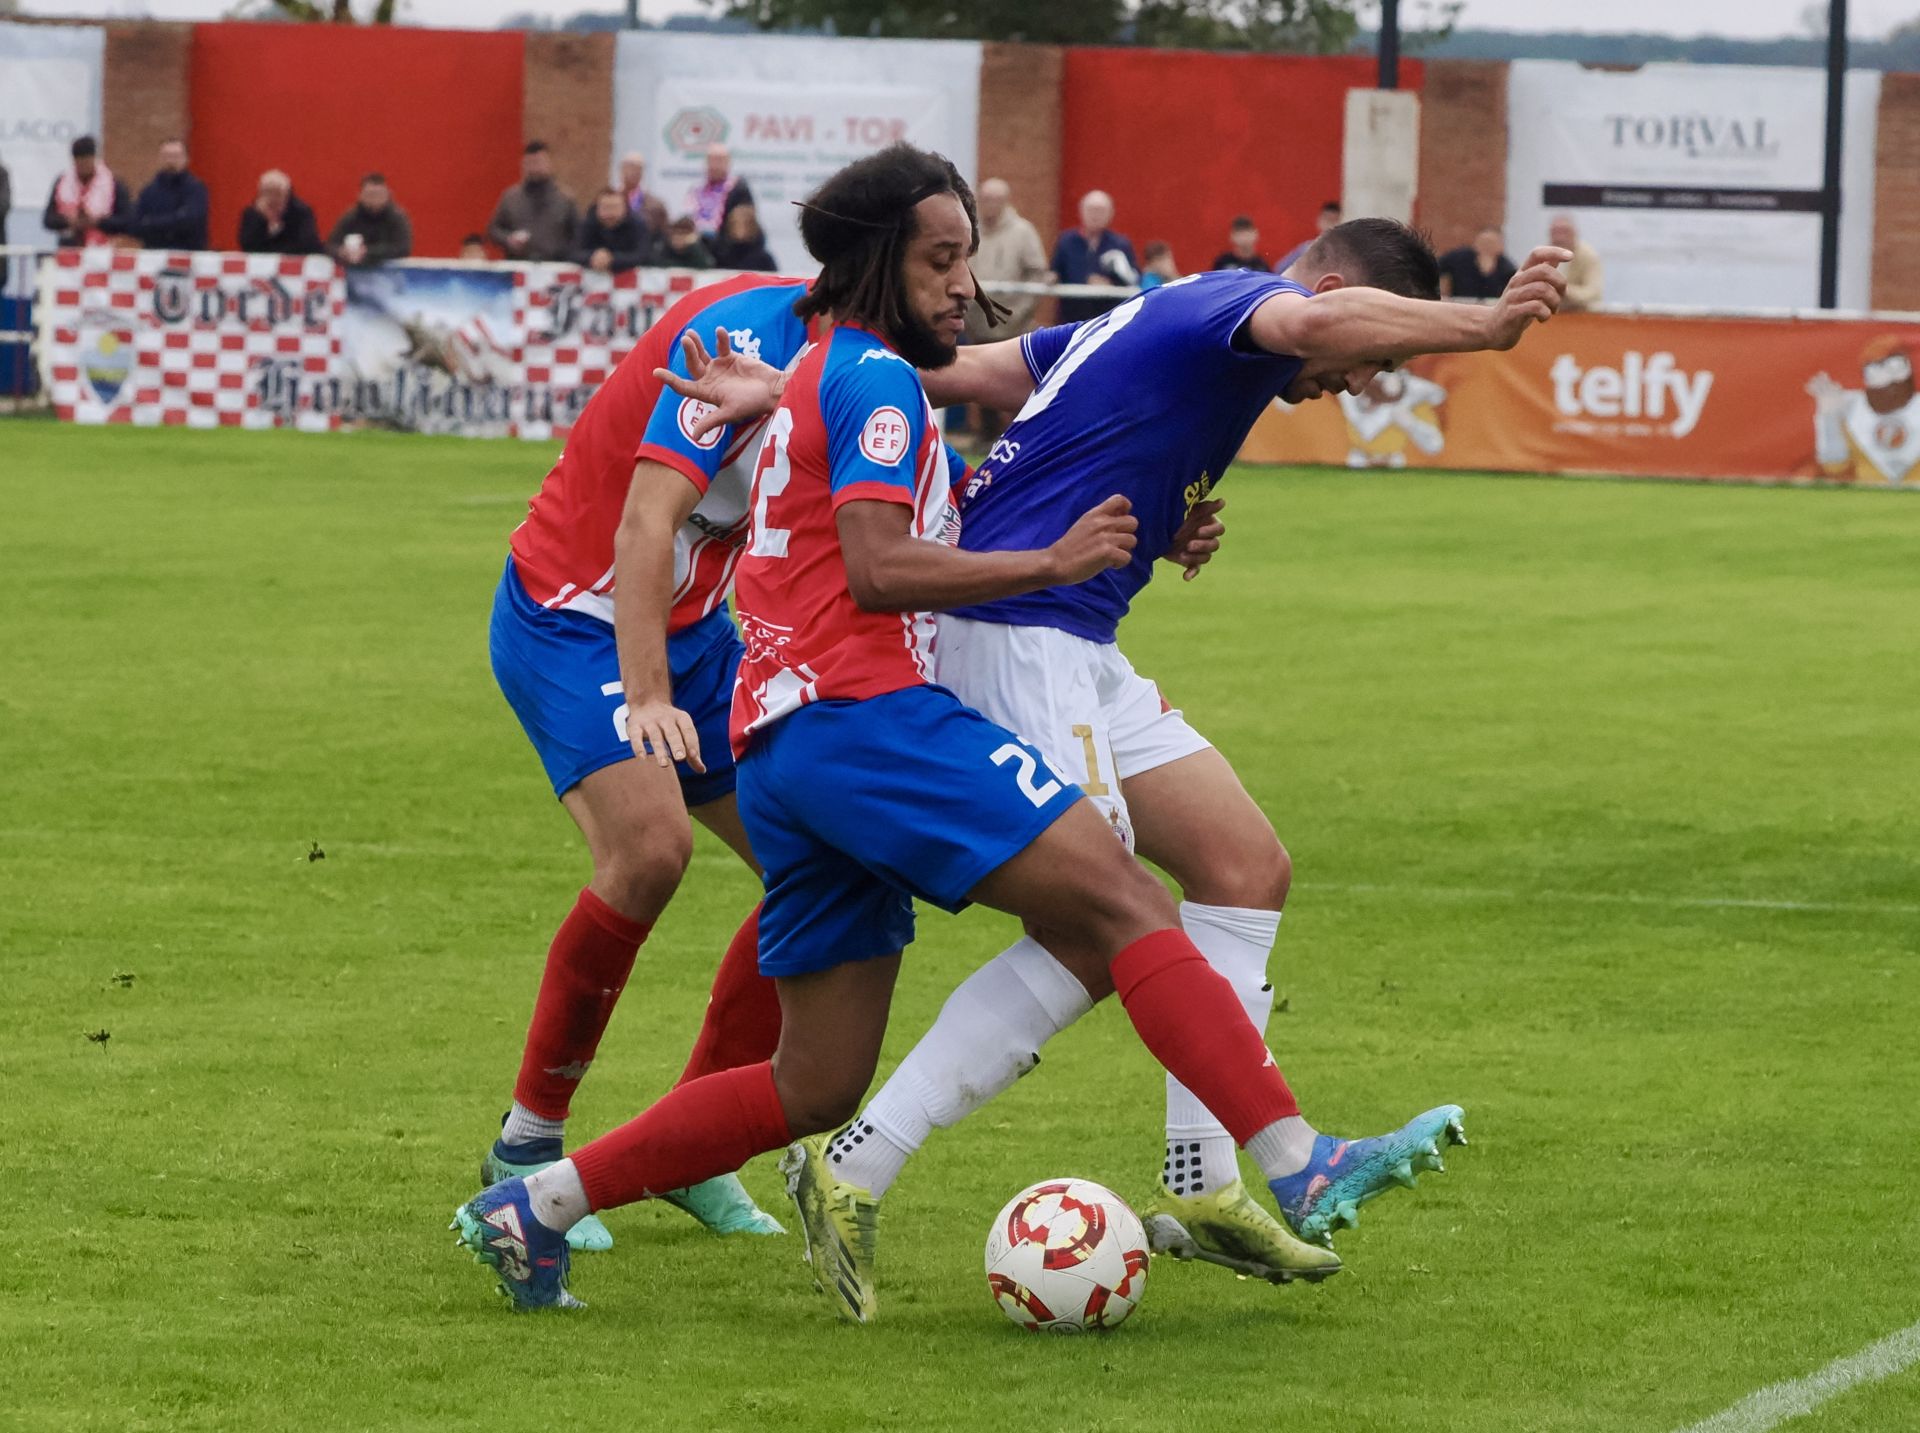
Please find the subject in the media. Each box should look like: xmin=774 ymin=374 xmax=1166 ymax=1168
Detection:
xmin=27 ymin=247 xmax=1920 ymax=488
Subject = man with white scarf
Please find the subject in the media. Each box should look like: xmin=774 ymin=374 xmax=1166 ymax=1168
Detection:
xmin=42 ymin=136 xmax=128 ymax=249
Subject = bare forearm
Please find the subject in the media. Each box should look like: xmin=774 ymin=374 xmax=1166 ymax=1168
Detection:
xmin=1285 ymin=289 xmax=1493 ymax=365
xmin=918 ymin=339 xmax=1036 ymax=410
xmin=612 ymin=513 xmax=680 ymax=705
xmin=847 ymin=535 xmax=1059 ymax=613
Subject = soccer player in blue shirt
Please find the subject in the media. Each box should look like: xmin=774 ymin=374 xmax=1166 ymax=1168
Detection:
xmin=665 ymin=214 xmax=1570 ymax=1309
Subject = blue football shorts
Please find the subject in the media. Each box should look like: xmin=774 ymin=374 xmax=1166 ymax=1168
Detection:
xmin=735 ymin=683 xmax=1084 ymax=979
xmin=489 ymin=557 xmax=740 ymax=806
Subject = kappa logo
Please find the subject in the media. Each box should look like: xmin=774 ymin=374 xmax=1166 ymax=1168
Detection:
xmin=677 ymin=396 xmax=724 ymax=449
xmin=859 ymin=406 xmax=911 ymax=465
xmin=1549 ymin=350 xmax=1714 ymax=437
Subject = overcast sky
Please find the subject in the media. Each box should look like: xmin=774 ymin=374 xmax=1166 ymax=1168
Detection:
xmin=12 ymin=0 xmax=1915 ymax=39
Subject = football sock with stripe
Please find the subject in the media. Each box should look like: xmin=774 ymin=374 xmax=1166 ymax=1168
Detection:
xmin=829 ymin=936 xmax=1094 ymax=1198
xmin=1163 ymin=902 xmax=1282 ymax=1197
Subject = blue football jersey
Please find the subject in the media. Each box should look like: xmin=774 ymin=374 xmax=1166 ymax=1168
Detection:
xmin=951 ymin=268 xmax=1310 ymax=643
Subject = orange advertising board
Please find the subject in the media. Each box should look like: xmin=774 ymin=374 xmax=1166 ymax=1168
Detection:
xmin=1237 ymin=310 xmax=1920 ymax=487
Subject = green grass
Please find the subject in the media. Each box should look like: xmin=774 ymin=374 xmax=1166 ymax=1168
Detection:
xmin=3 ymin=425 xmax=1918 ymax=1432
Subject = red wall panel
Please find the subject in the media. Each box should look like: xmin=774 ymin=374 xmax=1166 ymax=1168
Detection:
xmin=190 ymin=22 xmax=525 ymax=258
xmin=1058 ymin=50 xmax=1422 ymax=279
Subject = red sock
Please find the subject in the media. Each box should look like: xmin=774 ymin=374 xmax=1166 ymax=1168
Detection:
xmin=1111 ymin=927 xmax=1299 ymax=1143
xmin=675 ymin=904 xmax=783 ymax=1086
xmin=511 ymin=887 xmax=652 ymax=1120
xmin=571 ymin=1061 xmax=791 ymax=1211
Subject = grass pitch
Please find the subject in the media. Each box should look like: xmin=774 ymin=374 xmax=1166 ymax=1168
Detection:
xmin=4 ymin=424 xmax=1918 ymax=1433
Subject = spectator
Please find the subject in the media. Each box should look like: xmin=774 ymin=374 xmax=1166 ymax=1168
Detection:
xmin=1051 ymin=189 xmax=1137 ymax=322
xmin=1549 ymin=213 xmax=1604 ymax=311
xmin=709 ymin=203 xmax=777 ymax=272
xmin=617 ymin=151 xmax=653 ymax=216
xmin=1211 ymin=215 xmax=1270 ymax=272
xmin=648 ymin=215 xmax=714 ymax=270
xmin=488 ymin=140 xmax=578 ymax=262
xmin=43 ymin=136 xmax=130 ymax=249
xmin=1 ymin=157 xmax=11 ymax=242
xmin=639 ymin=194 xmax=670 ymax=245
xmin=1275 ymin=200 xmax=1340 ymax=274
xmin=686 ymin=143 xmax=753 ymax=236
xmin=327 ymin=173 xmax=412 ymax=266
xmin=573 ymin=188 xmax=647 ymax=273
xmin=107 ymin=138 xmax=209 ymax=251
xmin=1139 ymin=241 xmax=1180 ymax=290
xmin=964 ymin=177 xmax=1050 ymax=344
xmin=237 ymin=170 xmax=322 ymax=255
xmin=459 ymin=233 xmax=489 ymax=261
xmin=1438 ymin=226 xmax=1517 ymax=300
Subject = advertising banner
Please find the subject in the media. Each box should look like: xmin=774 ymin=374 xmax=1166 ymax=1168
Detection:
xmin=0 ymin=21 xmax=105 ymax=279
xmin=613 ymin=33 xmax=982 ymax=276
xmin=39 ymin=249 xmax=733 ymax=437
xmin=1505 ymin=61 xmax=1880 ymax=310
xmin=1238 ymin=310 xmax=1920 ymax=487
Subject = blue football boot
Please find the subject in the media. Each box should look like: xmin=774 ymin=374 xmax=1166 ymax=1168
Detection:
xmin=482 ymin=1134 xmax=615 ymax=1253
xmin=1269 ymin=1104 xmax=1468 ymax=1247
xmin=450 ymin=1176 xmax=583 ymax=1311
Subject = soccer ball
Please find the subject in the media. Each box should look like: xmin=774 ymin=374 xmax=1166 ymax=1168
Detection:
xmin=984 ymin=1178 xmax=1150 ymax=1333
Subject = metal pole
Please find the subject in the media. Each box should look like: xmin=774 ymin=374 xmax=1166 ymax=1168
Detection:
xmin=1378 ymin=0 xmax=1400 ymax=90
xmin=1818 ymin=0 xmax=1847 ymax=308
xmin=625 ymin=0 xmax=640 ymax=29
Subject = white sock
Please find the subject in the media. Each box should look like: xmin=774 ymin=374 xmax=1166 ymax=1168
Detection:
xmin=829 ymin=935 xmax=1094 ymax=1198
xmin=1164 ymin=902 xmax=1281 ymax=1197
xmin=1246 ymin=1116 xmax=1318 ymax=1181
xmin=501 ymin=1101 xmax=565 ymax=1147
xmin=522 ymin=1157 xmax=590 ymax=1232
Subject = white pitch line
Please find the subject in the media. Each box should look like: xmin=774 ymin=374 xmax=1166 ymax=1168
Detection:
xmin=1674 ymin=1318 xmax=1920 ymax=1433
xmin=1296 ymin=881 xmax=1920 ymax=918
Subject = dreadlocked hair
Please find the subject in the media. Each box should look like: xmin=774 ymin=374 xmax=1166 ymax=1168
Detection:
xmin=792 ymin=142 xmax=1011 ymax=332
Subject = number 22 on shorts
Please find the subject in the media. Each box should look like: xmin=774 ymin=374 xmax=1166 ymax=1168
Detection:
xmin=990 ymin=742 xmax=1062 ymax=807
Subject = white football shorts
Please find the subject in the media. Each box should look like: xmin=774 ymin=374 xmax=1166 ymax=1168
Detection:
xmin=933 ymin=615 xmax=1212 ymax=852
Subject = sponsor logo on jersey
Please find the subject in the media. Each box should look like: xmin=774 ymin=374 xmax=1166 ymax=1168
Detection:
xmin=677 ymin=395 xmax=724 ymax=449
xmin=859 ymin=406 xmax=911 ymax=464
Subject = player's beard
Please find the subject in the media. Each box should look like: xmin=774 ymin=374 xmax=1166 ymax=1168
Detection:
xmin=893 ymin=307 xmax=962 ymax=371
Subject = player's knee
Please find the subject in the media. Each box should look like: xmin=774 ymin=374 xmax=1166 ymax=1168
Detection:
xmin=1185 ymin=837 xmax=1291 ymax=911
xmin=780 ymin=1071 xmax=869 ymax=1137
xmin=1058 ymin=848 xmax=1179 ymax=948
xmin=594 ymin=826 xmax=693 ymax=916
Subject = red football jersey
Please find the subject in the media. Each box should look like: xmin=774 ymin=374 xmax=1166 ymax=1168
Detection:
xmin=508 ymin=273 xmax=809 ymax=633
xmin=730 ymin=326 xmax=959 ymax=755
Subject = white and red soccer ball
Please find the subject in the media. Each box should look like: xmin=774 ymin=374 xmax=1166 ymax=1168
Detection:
xmin=984 ymin=1178 xmax=1150 ymax=1333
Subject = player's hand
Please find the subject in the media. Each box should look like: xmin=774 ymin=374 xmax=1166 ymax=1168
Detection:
xmin=1485 ymin=246 xmax=1572 ymax=350
xmin=1049 ymin=494 xmax=1137 ymax=584
xmin=627 ymin=698 xmax=704 ymax=773
xmin=1164 ymin=498 xmax=1225 ymax=582
xmin=653 ymin=327 xmax=786 ymax=439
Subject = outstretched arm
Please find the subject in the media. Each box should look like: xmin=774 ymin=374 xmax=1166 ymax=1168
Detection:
xmin=917 ymin=338 xmax=1041 ymax=410
xmin=1250 ymin=245 xmax=1571 ymax=364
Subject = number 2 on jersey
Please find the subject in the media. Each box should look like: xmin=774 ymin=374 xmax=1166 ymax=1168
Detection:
xmin=991 ymin=742 xmax=1063 ymax=807
xmin=748 ymin=407 xmax=795 ymax=558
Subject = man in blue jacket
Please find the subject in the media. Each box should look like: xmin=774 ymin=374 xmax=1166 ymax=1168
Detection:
xmin=111 ymin=139 xmax=209 ymax=251
xmin=1050 ymin=189 xmax=1137 ymax=322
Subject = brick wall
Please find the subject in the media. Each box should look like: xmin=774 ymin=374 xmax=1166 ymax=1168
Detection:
xmin=524 ymin=31 xmax=616 ymax=209
xmin=1416 ymin=59 xmax=1507 ymax=253
xmin=978 ymin=42 xmax=1064 ymax=249
xmin=1871 ymin=72 xmax=1920 ymax=311
xmin=102 ymin=22 xmax=193 ymax=175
